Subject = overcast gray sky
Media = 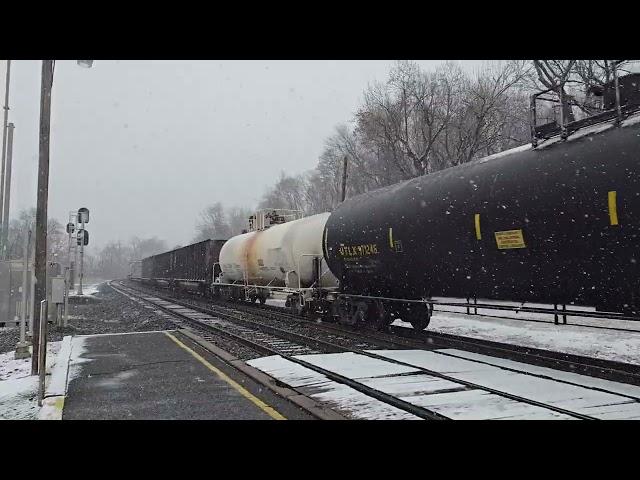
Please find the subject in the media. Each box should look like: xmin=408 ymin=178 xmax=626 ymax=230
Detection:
xmin=1 ymin=60 xmax=485 ymax=253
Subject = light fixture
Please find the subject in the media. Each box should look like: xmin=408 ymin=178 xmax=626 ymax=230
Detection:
xmin=77 ymin=60 xmax=94 ymax=68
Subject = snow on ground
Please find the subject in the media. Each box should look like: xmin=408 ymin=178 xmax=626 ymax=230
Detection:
xmin=67 ymin=337 xmax=89 ymax=385
xmin=69 ymin=282 xmax=103 ymax=297
xmin=430 ymin=297 xmax=640 ymax=331
xmin=394 ymin=307 xmax=640 ymax=366
xmin=0 ymin=342 xmax=62 ymax=420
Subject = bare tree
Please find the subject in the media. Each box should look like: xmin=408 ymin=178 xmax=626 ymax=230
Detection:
xmin=129 ymin=236 xmax=168 ymax=260
xmin=258 ymin=172 xmax=308 ymax=212
xmin=227 ymin=206 xmax=252 ymax=235
xmin=532 ymin=60 xmax=577 ymax=122
xmin=6 ymin=208 xmax=66 ymax=262
xmin=194 ymin=202 xmax=232 ymax=241
xmin=442 ymin=61 xmax=531 ymax=164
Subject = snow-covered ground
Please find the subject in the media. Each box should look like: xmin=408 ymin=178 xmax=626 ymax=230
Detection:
xmin=69 ymin=282 xmax=104 ymax=297
xmin=0 ymin=342 xmax=62 ymax=420
xmin=394 ymin=309 xmax=640 ymax=366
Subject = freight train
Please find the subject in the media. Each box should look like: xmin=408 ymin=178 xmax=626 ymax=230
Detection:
xmin=131 ymin=73 xmax=640 ymax=330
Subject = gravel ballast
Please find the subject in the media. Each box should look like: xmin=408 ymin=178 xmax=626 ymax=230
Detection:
xmin=0 ymin=282 xmax=178 ymax=355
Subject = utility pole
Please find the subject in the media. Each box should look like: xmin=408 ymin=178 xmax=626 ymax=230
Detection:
xmin=0 ymin=60 xmax=11 ymax=243
xmin=341 ymin=156 xmax=348 ymax=202
xmin=31 ymin=60 xmax=54 ymax=376
xmin=1 ymin=122 xmax=14 ymax=259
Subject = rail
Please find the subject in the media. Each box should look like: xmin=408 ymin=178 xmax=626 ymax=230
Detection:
xmin=115 ymin=281 xmax=640 ymax=420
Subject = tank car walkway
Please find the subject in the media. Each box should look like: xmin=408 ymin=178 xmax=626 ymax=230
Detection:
xmin=59 ymin=331 xmax=312 ymax=420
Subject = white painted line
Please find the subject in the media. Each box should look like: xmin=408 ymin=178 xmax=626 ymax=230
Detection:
xmin=74 ymin=329 xmax=178 ymax=338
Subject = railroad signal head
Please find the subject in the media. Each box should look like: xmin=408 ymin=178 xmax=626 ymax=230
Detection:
xmin=78 ymin=207 xmax=89 ymax=224
xmin=66 ymin=222 xmax=75 ymax=234
xmin=77 ymin=229 xmax=89 ymax=246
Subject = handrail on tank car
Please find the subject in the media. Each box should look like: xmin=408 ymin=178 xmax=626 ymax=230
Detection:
xmin=529 ymin=61 xmax=628 ymax=147
xmin=212 ymin=280 xmax=339 ymax=293
xmin=248 ymin=208 xmax=304 ymax=232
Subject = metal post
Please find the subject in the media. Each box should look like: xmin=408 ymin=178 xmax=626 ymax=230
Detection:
xmin=73 ymin=214 xmax=78 ymax=289
xmin=562 ymin=303 xmax=567 ymax=325
xmin=15 ymin=226 xmax=31 ymax=359
xmin=63 ymin=267 xmax=69 ymax=327
xmin=77 ymin=218 xmax=84 ymax=295
xmin=1 ymin=122 xmax=14 ymax=259
xmin=0 ymin=60 xmax=11 ymax=234
xmin=341 ymin=156 xmax=348 ymax=202
xmin=29 ymin=269 xmax=35 ymax=338
xmin=559 ymin=89 xmax=567 ymax=140
xmin=37 ymin=300 xmax=47 ymax=404
xmin=554 ymin=303 xmax=559 ymax=325
xmin=69 ymin=212 xmax=76 ymax=287
xmin=32 ymin=60 xmax=54 ymax=376
xmin=529 ymin=93 xmax=538 ymax=147
xmin=613 ymin=62 xmax=622 ymax=125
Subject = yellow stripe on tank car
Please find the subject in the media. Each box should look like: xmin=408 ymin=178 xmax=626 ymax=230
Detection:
xmin=608 ymin=191 xmax=619 ymax=226
xmin=389 ymin=227 xmax=394 ymax=248
xmin=474 ymin=214 xmax=482 ymax=240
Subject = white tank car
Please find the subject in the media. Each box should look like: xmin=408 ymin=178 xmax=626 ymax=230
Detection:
xmin=219 ymin=212 xmax=338 ymax=289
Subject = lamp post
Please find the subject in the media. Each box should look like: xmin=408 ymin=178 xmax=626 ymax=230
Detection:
xmin=0 ymin=60 xmax=11 ymax=241
xmin=31 ymin=60 xmax=93 ymax=376
xmin=1 ymin=122 xmax=15 ymax=259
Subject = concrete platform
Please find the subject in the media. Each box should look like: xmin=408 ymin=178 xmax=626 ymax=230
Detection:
xmin=62 ymin=330 xmax=314 ymax=420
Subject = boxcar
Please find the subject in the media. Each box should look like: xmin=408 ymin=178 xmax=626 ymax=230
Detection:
xmin=139 ymin=239 xmax=226 ymax=293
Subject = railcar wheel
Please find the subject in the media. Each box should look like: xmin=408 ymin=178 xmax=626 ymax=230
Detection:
xmin=334 ymin=298 xmax=356 ymax=326
xmin=351 ymin=302 xmax=368 ymax=327
xmin=369 ymin=300 xmax=392 ymax=331
xmin=259 ymin=296 xmax=267 ymax=305
xmin=403 ymin=303 xmax=431 ymax=330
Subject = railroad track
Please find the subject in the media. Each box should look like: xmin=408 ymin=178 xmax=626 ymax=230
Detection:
xmin=123 ymin=279 xmax=640 ymax=387
xmin=112 ymin=280 xmax=640 ymax=420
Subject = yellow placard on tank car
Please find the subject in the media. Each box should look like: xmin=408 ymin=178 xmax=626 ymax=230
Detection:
xmin=494 ymin=229 xmax=526 ymax=249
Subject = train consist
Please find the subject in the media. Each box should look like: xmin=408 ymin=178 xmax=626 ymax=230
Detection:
xmin=136 ymin=239 xmax=226 ymax=295
xmin=132 ymin=73 xmax=640 ymax=330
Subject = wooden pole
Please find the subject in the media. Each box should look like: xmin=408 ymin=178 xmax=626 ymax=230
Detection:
xmin=340 ymin=156 xmax=348 ymax=202
xmin=32 ymin=60 xmax=54 ymax=376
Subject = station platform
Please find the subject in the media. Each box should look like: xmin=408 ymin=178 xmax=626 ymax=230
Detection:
xmin=59 ymin=330 xmax=314 ymax=420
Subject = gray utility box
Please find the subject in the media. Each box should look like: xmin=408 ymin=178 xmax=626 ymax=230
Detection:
xmin=0 ymin=260 xmax=33 ymax=327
